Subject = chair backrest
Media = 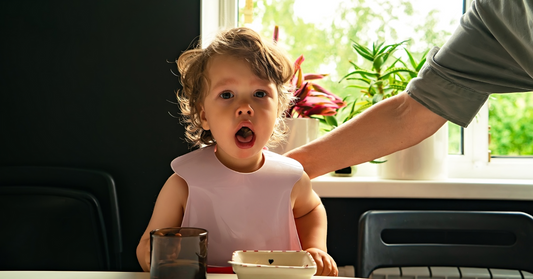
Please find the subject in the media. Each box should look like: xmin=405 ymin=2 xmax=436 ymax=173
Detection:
xmin=0 ymin=166 xmax=122 ymax=270
xmin=357 ymin=210 xmax=533 ymax=277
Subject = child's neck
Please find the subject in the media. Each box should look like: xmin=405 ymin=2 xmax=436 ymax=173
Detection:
xmin=214 ymin=146 xmax=264 ymax=173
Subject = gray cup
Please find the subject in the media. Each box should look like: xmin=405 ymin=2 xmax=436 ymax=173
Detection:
xmin=150 ymin=227 xmax=208 ymax=279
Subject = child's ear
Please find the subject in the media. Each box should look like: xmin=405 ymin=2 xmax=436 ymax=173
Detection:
xmin=199 ymin=105 xmax=210 ymax=130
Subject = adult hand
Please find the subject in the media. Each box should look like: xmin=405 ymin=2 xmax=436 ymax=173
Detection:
xmin=305 ymin=247 xmax=338 ymax=276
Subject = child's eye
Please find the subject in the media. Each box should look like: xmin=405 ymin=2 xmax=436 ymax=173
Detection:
xmin=219 ymin=92 xmax=234 ymax=99
xmin=254 ymin=91 xmax=267 ymax=98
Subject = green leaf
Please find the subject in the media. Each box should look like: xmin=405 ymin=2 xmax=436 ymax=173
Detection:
xmin=383 ymin=88 xmax=395 ymax=94
xmin=367 ymin=85 xmax=377 ymax=97
xmin=381 ymin=40 xmax=409 ymax=62
xmin=345 ymin=77 xmax=371 ymax=85
xmin=375 ymin=41 xmax=389 ymax=55
xmin=324 ymin=115 xmax=338 ymax=127
xmin=381 ymin=67 xmax=418 ymax=80
xmin=348 ymin=60 xmax=361 ymax=70
xmin=416 ymin=57 xmax=428 ymax=72
xmin=386 ymin=56 xmax=404 ymax=70
xmin=372 ymin=51 xmax=391 ymax=72
xmin=405 ymin=48 xmax=417 ymax=69
xmin=340 ymin=70 xmax=379 ymax=82
xmin=372 ymin=94 xmax=383 ymax=104
xmin=345 ymin=101 xmax=372 ymax=120
xmin=416 ymin=49 xmax=431 ymax=70
xmin=351 ymin=41 xmax=374 ymax=62
xmin=389 ymin=84 xmax=407 ymax=91
xmin=395 ymin=59 xmax=409 ymax=69
xmin=346 ymin=84 xmax=370 ymax=90
xmin=373 ymin=41 xmax=386 ymax=56
xmin=390 ymin=74 xmax=404 ymax=83
xmin=373 ymin=93 xmax=383 ymax=104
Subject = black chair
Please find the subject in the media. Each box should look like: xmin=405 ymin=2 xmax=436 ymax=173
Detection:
xmin=357 ymin=210 xmax=533 ymax=277
xmin=0 ymin=166 xmax=122 ymax=270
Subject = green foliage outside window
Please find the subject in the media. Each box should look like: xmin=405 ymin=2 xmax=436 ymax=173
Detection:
xmin=489 ymin=93 xmax=533 ymax=156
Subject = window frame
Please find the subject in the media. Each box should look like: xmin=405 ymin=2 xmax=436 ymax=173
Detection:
xmin=200 ymin=0 xmax=237 ymax=48
xmin=201 ymin=0 xmax=533 ymax=180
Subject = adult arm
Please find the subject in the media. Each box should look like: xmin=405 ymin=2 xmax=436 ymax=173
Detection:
xmin=409 ymin=0 xmax=533 ymax=128
xmin=286 ymin=92 xmax=446 ymax=179
xmin=136 ymin=174 xmax=188 ymax=271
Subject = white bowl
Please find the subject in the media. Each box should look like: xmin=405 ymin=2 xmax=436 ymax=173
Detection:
xmin=228 ymin=250 xmax=316 ymax=279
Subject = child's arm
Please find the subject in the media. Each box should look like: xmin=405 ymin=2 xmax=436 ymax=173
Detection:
xmin=291 ymin=172 xmax=338 ymax=276
xmin=136 ymin=174 xmax=189 ymax=272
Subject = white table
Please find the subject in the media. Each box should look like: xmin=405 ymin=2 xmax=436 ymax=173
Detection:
xmin=0 ymin=271 xmax=355 ymax=279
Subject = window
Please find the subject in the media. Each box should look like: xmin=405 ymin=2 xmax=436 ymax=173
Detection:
xmin=489 ymin=93 xmax=533 ymax=157
xmin=201 ymin=0 xmax=533 ymax=180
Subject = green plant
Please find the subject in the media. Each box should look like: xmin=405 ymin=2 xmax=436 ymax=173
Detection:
xmin=322 ymin=40 xmax=428 ymax=131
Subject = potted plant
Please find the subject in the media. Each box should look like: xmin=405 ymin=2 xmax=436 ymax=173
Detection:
xmin=320 ymin=39 xmax=447 ymax=179
xmin=322 ymin=40 xmax=423 ymax=131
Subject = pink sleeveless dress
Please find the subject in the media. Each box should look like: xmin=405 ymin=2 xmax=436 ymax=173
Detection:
xmin=171 ymin=145 xmax=303 ymax=267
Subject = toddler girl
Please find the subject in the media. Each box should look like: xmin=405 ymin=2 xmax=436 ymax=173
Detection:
xmin=136 ymin=27 xmax=337 ymax=276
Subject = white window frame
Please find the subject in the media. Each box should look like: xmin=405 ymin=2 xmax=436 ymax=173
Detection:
xmin=200 ymin=0 xmax=238 ymax=48
xmin=201 ymin=0 xmax=533 ymax=180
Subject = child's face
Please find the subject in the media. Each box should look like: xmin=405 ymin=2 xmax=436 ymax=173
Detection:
xmin=200 ymin=54 xmax=279 ymax=167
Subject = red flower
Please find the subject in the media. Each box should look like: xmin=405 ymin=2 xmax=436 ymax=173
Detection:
xmin=285 ymin=55 xmax=346 ymax=118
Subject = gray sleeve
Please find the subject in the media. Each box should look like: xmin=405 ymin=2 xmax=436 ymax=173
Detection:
xmin=407 ymin=0 xmax=533 ymax=128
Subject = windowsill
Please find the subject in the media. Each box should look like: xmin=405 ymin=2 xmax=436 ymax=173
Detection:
xmin=311 ymin=175 xmax=533 ymax=200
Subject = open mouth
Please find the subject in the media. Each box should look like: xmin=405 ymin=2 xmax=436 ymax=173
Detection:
xmin=236 ymin=126 xmax=254 ymax=144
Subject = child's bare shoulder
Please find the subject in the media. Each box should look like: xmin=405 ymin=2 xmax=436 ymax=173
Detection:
xmin=158 ymin=173 xmax=189 ymax=206
xmin=296 ymin=170 xmax=311 ymax=187
xmin=291 ymin=170 xmax=312 ymax=200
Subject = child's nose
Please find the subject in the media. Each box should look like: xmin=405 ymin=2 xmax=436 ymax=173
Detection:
xmin=236 ymin=103 xmax=254 ymax=117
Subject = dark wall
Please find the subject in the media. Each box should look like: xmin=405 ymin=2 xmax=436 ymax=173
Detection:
xmin=0 ymin=0 xmax=200 ymax=271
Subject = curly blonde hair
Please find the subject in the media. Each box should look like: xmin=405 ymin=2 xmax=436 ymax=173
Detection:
xmin=176 ymin=27 xmax=294 ymax=148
